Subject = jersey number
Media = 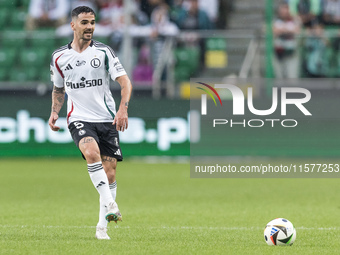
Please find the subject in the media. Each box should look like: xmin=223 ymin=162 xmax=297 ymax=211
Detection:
xmin=74 ymin=122 xmax=84 ymax=129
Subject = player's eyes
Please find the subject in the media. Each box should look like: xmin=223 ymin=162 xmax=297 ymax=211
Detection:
xmin=81 ymin=21 xmax=95 ymax=25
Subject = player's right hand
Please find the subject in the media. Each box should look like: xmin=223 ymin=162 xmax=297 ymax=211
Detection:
xmin=48 ymin=112 xmax=60 ymax=131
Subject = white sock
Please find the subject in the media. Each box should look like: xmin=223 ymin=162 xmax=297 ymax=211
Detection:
xmin=109 ymin=181 xmax=117 ymax=201
xmin=97 ymin=181 xmax=117 ymax=228
xmin=87 ymin=162 xmax=113 ymax=207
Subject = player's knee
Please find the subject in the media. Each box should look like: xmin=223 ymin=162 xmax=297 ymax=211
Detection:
xmin=83 ymin=149 xmax=101 ymax=163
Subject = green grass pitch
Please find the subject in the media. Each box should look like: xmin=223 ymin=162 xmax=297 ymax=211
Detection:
xmin=0 ymin=158 xmax=339 ymax=254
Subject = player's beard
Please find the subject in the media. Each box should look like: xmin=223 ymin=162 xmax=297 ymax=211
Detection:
xmin=82 ymin=30 xmax=93 ymax=41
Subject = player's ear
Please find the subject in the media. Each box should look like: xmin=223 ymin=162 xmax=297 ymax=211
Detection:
xmin=71 ymin=21 xmax=75 ymax=31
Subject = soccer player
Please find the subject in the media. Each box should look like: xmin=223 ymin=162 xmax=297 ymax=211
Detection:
xmin=48 ymin=6 xmax=132 ymax=240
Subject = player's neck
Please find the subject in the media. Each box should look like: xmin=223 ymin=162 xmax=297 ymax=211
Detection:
xmin=71 ymin=39 xmax=92 ymax=53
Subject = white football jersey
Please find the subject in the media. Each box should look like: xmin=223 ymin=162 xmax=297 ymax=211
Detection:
xmin=50 ymin=40 xmax=126 ymax=124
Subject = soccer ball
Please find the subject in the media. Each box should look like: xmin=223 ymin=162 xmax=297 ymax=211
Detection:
xmin=264 ymin=218 xmax=296 ymax=246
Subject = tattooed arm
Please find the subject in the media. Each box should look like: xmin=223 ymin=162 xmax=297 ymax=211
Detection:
xmin=113 ymin=74 xmax=132 ymax=132
xmin=48 ymin=85 xmax=65 ymax=131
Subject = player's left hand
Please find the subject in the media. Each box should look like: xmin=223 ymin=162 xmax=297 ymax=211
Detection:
xmin=113 ymin=108 xmax=128 ymax=132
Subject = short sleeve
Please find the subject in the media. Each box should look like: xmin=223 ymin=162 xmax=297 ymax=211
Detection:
xmin=105 ymin=46 xmax=127 ymax=81
xmin=50 ymin=54 xmax=64 ymax=88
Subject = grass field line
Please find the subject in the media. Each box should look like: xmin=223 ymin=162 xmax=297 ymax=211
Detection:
xmin=0 ymin=225 xmax=339 ymax=231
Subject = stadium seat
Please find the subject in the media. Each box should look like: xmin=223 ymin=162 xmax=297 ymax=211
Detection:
xmin=174 ymin=47 xmax=200 ymax=73
xmin=0 ymin=67 xmax=9 ymax=81
xmin=325 ymin=47 xmax=336 ymax=77
xmin=206 ymin=38 xmax=227 ymax=51
xmin=30 ymin=38 xmax=56 ymax=54
xmin=0 ymin=9 xmax=8 ymax=30
xmin=10 ymin=67 xmax=39 ymax=81
xmin=205 ymin=38 xmax=227 ymax=69
xmin=20 ymin=48 xmax=48 ymax=68
xmin=1 ymin=32 xmax=26 ymax=49
xmin=205 ymin=50 xmax=228 ymax=68
xmin=0 ymin=48 xmax=17 ymax=68
xmin=26 ymin=67 xmax=39 ymax=81
xmin=37 ymin=67 xmax=51 ymax=82
xmin=0 ymin=0 xmax=17 ymax=8
xmin=179 ymin=82 xmax=190 ymax=99
xmin=57 ymin=37 xmax=72 ymax=47
xmin=174 ymin=65 xmax=192 ymax=82
xmin=20 ymin=0 xmax=30 ymax=8
xmin=93 ymin=37 xmax=110 ymax=45
xmin=29 ymin=30 xmax=56 ymax=50
xmin=10 ymin=10 xmax=27 ymax=30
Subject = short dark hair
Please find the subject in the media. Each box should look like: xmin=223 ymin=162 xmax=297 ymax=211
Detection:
xmin=71 ymin=6 xmax=96 ymax=19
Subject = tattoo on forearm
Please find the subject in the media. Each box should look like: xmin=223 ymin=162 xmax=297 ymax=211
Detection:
xmin=124 ymin=102 xmax=129 ymax=107
xmin=52 ymin=98 xmax=64 ymax=113
xmin=53 ymin=86 xmax=65 ymax=94
xmin=56 ymin=94 xmax=64 ymax=104
xmin=52 ymin=107 xmax=59 ymax=113
xmin=52 ymin=86 xmax=65 ymax=114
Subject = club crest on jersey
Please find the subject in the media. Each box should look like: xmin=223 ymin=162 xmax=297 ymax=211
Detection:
xmin=78 ymin=129 xmax=86 ymax=136
xmin=91 ymin=58 xmax=101 ymax=68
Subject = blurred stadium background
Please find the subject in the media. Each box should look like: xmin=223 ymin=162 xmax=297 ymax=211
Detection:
xmin=0 ymin=0 xmax=339 ymax=158
xmin=2 ymin=1 xmax=340 ymax=254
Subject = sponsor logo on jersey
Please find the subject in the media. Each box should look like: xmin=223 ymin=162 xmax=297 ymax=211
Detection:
xmin=90 ymin=58 xmax=101 ymax=68
xmin=66 ymin=78 xmax=103 ymax=89
xmin=76 ymin=60 xmax=86 ymax=66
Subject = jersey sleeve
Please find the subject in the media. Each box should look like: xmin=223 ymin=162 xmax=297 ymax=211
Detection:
xmin=50 ymin=53 xmax=64 ymax=88
xmin=105 ymin=46 xmax=127 ymax=81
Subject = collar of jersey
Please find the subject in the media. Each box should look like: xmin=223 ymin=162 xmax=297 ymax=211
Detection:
xmin=68 ymin=40 xmax=94 ymax=49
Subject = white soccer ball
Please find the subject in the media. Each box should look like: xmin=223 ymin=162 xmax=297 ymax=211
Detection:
xmin=264 ymin=218 xmax=296 ymax=246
